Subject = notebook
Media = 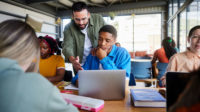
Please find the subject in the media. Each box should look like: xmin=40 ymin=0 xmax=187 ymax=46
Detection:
xmin=78 ymin=70 xmax=126 ymax=100
xmin=166 ymin=72 xmax=191 ymax=111
xmin=130 ymin=89 xmax=166 ymax=107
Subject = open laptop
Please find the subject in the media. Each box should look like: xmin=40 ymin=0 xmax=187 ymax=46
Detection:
xmin=166 ymin=72 xmax=191 ymax=111
xmin=78 ymin=70 xmax=126 ymax=100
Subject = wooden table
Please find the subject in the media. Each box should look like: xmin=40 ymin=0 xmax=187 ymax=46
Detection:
xmin=61 ymin=80 xmax=166 ymax=112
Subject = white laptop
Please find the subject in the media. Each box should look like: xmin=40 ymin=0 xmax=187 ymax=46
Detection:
xmin=78 ymin=70 xmax=126 ymax=100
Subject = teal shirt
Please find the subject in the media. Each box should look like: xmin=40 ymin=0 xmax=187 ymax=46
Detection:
xmin=0 ymin=58 xmax=79 ymax=112
xmin=62 ymin=14 xmax=105 ymax=63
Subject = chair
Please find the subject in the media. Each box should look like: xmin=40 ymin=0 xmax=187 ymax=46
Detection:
xmin=156 ymin=62 xmax=168 ymax=87
xmin=129 ymin=73 xmax=136 ymax=86
xmin=134 ymin=56 xmax=151 ymax=59
xmin=131 ymin=61 xmax=157 ymax=87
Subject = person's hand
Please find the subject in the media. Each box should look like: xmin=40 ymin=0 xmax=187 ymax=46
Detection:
xmin=69 ymin=56 xmax=83 ymax=71
xmin=160 ymin=75 xmax=166 ymax=87
xmin=96 ymin=48 xmax=107 ymax=60
xmin=90 ymin=48 xmax=97 ymax=56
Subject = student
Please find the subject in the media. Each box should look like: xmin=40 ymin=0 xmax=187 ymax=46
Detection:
xmin=151 ymin=37 xmax=177 ymax=64
xmin=39 ymin=35 xmax=65 ymax=83
xmin=0 ymin=20 xmax=78 ymax=112
xmin=62 ymin=2 xmax=105 ymax=73
xmin=161 ymin=25 xmax=200 ymax=86
xmin=71 ymin=25 xmax=131 ymax=86
xmin=169 ymin=68 xmax=200 ymax=112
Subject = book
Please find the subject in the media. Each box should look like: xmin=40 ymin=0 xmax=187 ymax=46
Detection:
xmin=130 ymin=89 xmax=166 ymax=107
xmin=61 ymin=93 xmax=104 ymax=112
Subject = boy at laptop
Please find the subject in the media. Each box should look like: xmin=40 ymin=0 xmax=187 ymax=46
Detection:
xmin=71 ymin=25 xmax=131 ymax=86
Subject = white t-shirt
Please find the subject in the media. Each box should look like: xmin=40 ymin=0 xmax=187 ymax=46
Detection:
xmin=81 ymin=25 xmax=92 ymax=65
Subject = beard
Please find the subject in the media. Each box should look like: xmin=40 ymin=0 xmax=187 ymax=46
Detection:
xmin=75 ymin=21 xmax=88 ymax=30
xmin=77 ymin=24 xmax=87 ymax=30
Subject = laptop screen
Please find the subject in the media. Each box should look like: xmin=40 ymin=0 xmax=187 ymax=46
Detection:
xmin=166 ymin=72 xmax=191 ymax=111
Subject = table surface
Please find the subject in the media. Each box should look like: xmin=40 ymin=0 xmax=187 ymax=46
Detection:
xmin=60 ymin=80 xmax=166 ymax=112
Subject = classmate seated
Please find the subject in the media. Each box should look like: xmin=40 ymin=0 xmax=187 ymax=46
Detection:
xmin=39 ymin=35 xmax=65 ymax=83
xmin=0 ymin=20 xmax=78 ymax=112
xmin=151 ymin=37 xmax=177 ymax=64
xmin=71 ymin=25 xmax=131 ymax=86
xmin=161 ymin=25 xmax=200 ymax=86
xmin=169 ymin=68 xmax=200 ymax=112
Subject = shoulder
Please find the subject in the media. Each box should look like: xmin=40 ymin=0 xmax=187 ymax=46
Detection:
xmin=116 ymin=46 xmax=129 ymax=54
xmin=52 ymin=55 xmax=64 ymax=59
xmin=64 ymin=21 xmax=76 ymax=31
xmin=115 ymin=46 xmax=130 ymax=58
xmin=91 ymin=13 xmax=103 ymax=18
xmin=169 ymin=52 xmax=186 ymax=62
xmin=50 ymin=55 xmax=64 ymax=60
xmin=90 ymin=13 xmax=104 ymax=22
xmin=23 ymin=72 xmax=53 ymax=87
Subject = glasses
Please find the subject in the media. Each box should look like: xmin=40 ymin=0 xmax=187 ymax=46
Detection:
xmin=191 ymin=35 xmax=200 ymax=39
xmin=74 ymin=17 xmax=88 ymax=22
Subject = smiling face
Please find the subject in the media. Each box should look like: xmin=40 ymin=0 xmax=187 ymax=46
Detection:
xmin=40 ymin=41 xmax=51 ymax=59
xmin=72 ymin=9 xmax=90 ymax=30
xmin=188 ymin=29 xmax=200 ymax=55
xmin=98 ymin=31 xmax=116 ymax=54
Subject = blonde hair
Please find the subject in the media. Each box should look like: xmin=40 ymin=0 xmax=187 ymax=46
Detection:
xmin=0 ymin=20 xmax=40 ymax=72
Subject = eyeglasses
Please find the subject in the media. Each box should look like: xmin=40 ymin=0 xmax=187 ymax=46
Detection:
xmin=191 ymin=35 xmax=200 ymax=39
xmin=74 ymin=17 xmax=87 ymax=22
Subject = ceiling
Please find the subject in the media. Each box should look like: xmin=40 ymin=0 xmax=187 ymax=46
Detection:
xmin=2 ymin=0 xmax=168 ymax=18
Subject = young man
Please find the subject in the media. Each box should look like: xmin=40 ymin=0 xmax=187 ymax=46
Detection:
xmin=161 ymin=25 xmax=200 ymax=86
xmin=62 ymin=2 xmax=105 ymax=72
xmin=71 ymin=25 xmax=131 ymax=86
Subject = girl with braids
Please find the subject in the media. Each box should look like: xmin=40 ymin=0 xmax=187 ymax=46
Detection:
xmin=39 ymin=35 xmax=65 ymax=83
xmin=151 ymin=37 xmax=177 ymax=64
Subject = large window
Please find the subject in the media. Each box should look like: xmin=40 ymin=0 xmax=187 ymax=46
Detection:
xmin=168 ymin=0 xmax=200 ymax=52
xmin=104 ymin=16 xmax=134 ymax=51
xmin=187 ymin=1 xmax=198 ymax=32
xmin=133 ymin=14 xmax=161 ymax=54
xmin=180 ymin=9 xmax=187 ymax=51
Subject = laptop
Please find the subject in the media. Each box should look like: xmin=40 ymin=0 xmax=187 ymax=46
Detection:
xmin=78 ymin=70 xmax=126 ymax=100
xmin=166 ymin=72 xmax=191 ymax=111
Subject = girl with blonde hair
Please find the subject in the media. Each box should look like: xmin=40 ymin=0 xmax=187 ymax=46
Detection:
xmin=0 ymin=20 xmax=78 ymax=112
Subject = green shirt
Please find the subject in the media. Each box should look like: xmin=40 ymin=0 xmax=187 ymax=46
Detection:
xmin=62 ymin=14 xmax=105 ymax=63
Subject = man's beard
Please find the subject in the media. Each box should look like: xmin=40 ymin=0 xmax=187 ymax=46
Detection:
xmin=76 ymin=22 xmax=88 ymax=30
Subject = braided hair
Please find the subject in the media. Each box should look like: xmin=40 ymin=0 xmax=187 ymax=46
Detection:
xmin=38 ymin=35 xmax=58 ymax=55
xmin=162 ymin=37 xmax=177 ymax=60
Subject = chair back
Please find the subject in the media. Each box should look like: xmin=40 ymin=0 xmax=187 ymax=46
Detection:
xmin=131 ymin=61 xmax=152 ymax=79
xmin=134 ymin=56 xmax=151 ymax=59
xmin=156 ymin=62 xmax=168 ymax=86
xmin=129 ymin=73 xmax=136 ymax=86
